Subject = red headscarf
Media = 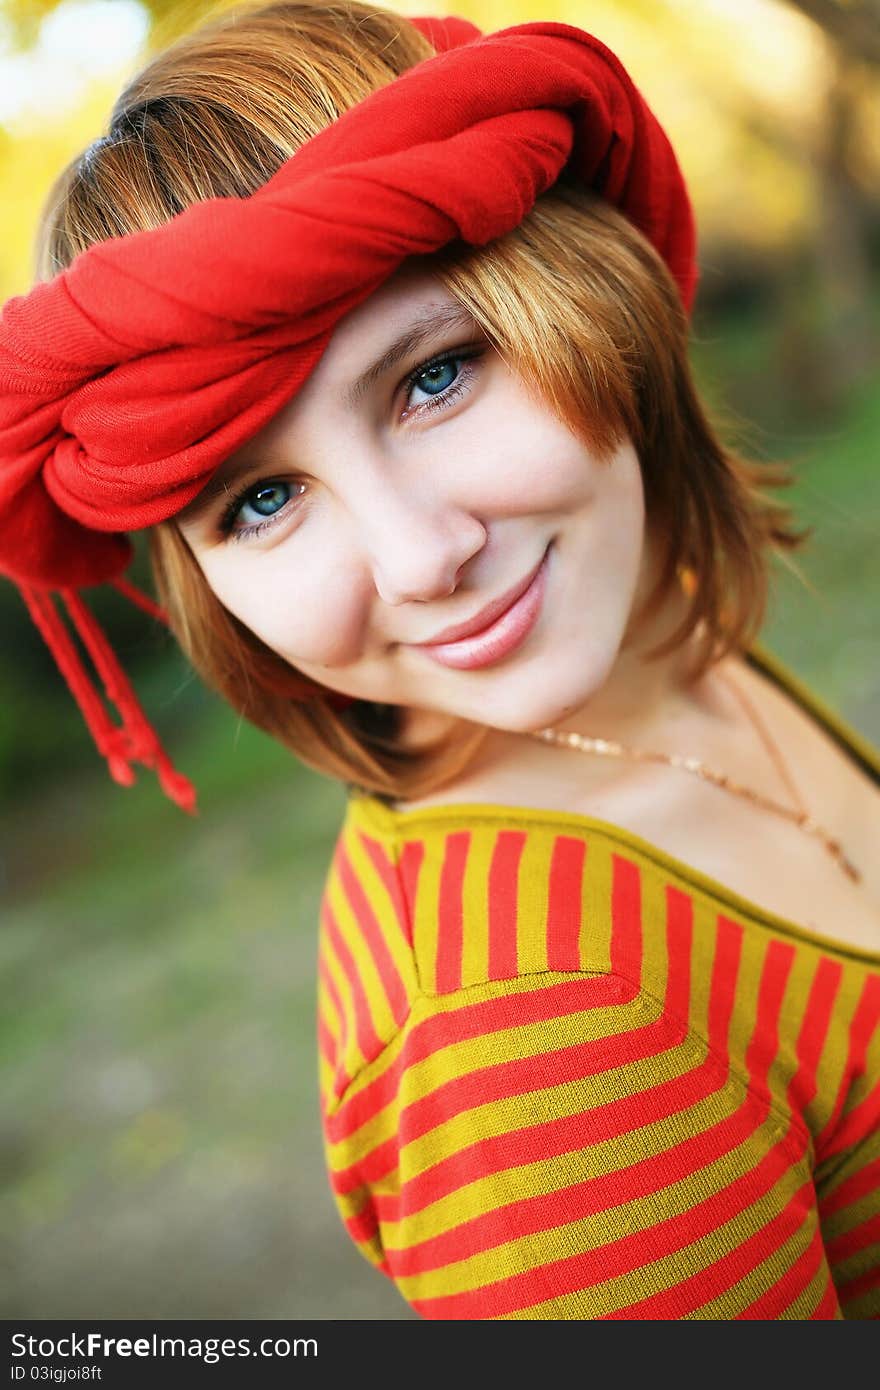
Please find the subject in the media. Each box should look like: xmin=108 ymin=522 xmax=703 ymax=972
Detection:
xmin=0 ymin=13 xmax=697 ymax=809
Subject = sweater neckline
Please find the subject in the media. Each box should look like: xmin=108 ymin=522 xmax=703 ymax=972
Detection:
xmin=350 ymin=640 xmax=880 ymax=969
xmin=351 ymin=792 xmax=880 ymax=969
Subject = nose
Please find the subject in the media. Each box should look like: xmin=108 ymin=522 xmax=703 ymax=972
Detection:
xmin=361 ymin=488 xmax=487 ymax=606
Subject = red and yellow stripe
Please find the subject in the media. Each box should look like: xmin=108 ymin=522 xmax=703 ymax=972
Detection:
xmin=316 ymin=797 xmax=880 ymax=1319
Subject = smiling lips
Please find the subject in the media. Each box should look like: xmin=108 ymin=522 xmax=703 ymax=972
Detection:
xmin=412 ymin=546 xmax=550 ymax=670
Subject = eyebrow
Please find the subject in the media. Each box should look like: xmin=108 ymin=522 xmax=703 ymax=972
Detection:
xmin=344 ymin=302 xmax=478 ymax=407
xmin=178 ymin=302 xmax=479 ymax=529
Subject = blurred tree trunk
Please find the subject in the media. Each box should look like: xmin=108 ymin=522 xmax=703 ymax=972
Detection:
xmin=785 ymin=1 xmax=880 ymax=66
xmin=813 ymin=49 xmax=877 ymax=392
xmin=778 ymin=3 xmax=880 ymax=413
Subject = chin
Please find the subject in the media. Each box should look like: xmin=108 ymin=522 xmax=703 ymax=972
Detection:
xmin=461 ymin=663 xmax=612 ymax=734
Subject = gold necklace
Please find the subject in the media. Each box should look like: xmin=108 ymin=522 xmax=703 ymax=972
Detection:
xmin=529 ymin=667 xmax=862 ymax=884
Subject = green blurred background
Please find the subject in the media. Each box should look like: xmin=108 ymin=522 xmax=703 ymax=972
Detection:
xmin=2 ymin=0 xmax=878 ymax=1320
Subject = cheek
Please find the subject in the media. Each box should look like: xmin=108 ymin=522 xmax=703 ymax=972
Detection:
xmin=448 ymin=389 xmax=615 ymax=515
xmin=595 ymin=454 xmax=646 ymax=595
xmin=199 ymin=552 xmax=367 ymax=666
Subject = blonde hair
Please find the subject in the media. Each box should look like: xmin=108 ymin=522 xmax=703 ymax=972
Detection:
xmin=36 ymin=0 xmax=809 ymax=799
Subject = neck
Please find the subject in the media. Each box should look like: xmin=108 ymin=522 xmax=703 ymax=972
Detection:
xmin=556 ymin=562 xmax=722 ymax=741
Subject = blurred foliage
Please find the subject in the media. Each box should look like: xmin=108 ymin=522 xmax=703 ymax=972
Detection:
xmin=3 ymin=0 xmax=188 ymax=46
xmin=1 ymin=0 xmax=878 ymax=1322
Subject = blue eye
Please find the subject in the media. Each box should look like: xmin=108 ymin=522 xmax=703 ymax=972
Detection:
xmin=221 ymin=478 xmax=301 ymax=539
xmin=411 ymin=359 xmax=457 ymax=398
xmin=242 ymin=482 xmax=291 ymax=520
xmin=402 ymin=348 xmax=484 ymax=418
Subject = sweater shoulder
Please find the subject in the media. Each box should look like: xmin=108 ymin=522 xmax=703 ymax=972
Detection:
xmin=324 ymin=791 xmax=659 ymax=1004
xmin=319 ymin=795 xmax=717 ymax=1106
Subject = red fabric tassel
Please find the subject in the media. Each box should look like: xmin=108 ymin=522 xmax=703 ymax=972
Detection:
xmin=19 ymin=582 xmax=197 ymax=813
xmin=110 ymin=574 xmax=170 ymax=625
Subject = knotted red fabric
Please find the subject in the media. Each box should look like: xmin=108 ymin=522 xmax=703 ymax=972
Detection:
xmin=0 ymin=14 xmax=697 ymax=808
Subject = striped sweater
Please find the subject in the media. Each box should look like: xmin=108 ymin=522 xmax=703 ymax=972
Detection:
xmin=316 ymin=646 xmax=880 ymax=1319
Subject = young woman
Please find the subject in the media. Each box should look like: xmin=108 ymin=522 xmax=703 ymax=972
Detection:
xmin=2 ymin=1 xmax=878 ymax=1320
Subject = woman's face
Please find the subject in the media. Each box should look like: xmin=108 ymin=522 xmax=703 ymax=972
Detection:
xmin=176 ymin=263 xmax=648 ymax=733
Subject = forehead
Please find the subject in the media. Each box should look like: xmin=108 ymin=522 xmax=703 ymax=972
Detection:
xmin=316 ymin=260 xmax=459 ymax=368
xmin=252 ymin=261 xmax=468 ymax=436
